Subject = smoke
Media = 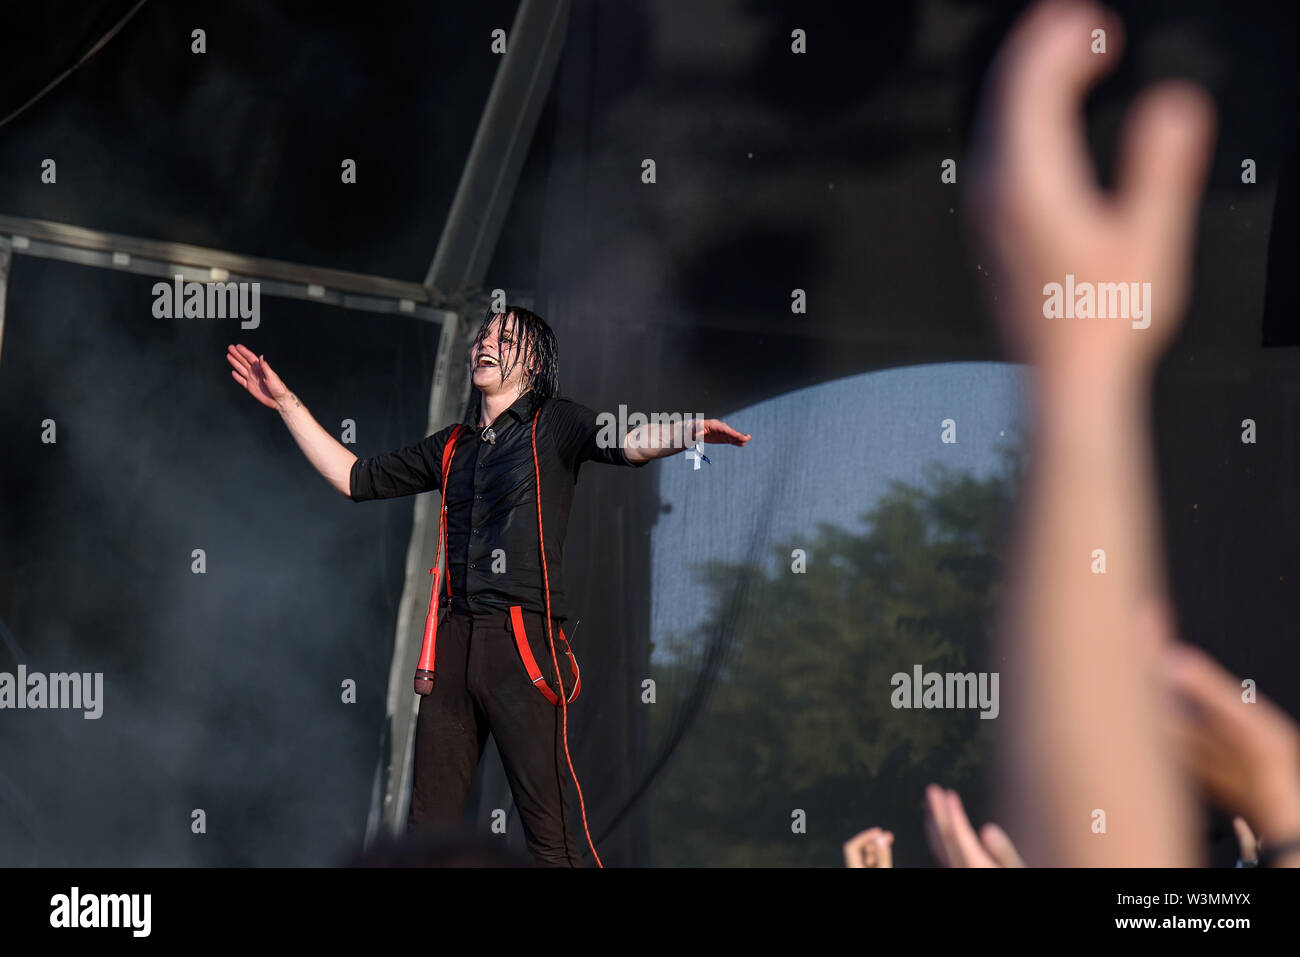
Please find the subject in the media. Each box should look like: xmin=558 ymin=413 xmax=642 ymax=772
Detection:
xmin=0 ymin=258 xmax=440 ymax=865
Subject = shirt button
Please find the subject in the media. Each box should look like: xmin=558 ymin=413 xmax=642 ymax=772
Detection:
xmin=472 ymin=527 xmax=480 ymax=535
xmin=469 ymin=562 xmax=476 ymax=569
xmin=475 ymin=494 xmax=483 ymax=501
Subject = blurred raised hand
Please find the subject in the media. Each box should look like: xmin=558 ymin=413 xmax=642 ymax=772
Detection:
xmin=975 ymin=0 xmax=1216 ymax=867
xmin=967 ymin=0 xmax=1216 ymax=381
xmin=1161 ymin=641 xmax=1300 ymax=866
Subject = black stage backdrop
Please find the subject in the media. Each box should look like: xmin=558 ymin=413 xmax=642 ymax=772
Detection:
xmin=0 ymin=0 xmax=1295 ymax=867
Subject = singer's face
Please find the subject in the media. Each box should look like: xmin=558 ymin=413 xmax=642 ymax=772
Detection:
xmin=471 ymin=313 xmax=532 ymax=396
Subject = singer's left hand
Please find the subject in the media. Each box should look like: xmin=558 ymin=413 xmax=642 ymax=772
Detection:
xmin=690 ymin=418 xmax=750 ymax=446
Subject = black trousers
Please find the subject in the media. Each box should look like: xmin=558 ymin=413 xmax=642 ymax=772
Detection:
xmin=407 ymin=603 xmax=583 ymax=867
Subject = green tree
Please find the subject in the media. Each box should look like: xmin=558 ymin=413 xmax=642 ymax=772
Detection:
xmin=649 ymin=454 xmax=1022 ymax=866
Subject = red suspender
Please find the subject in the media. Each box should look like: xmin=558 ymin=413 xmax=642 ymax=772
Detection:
xmin=413 ymin=424 xmax=465 ymax=695
xmin=511 ymin=404 xmax=580 ymax=705
xmin=522 ymin=403 xmax=598 ymax=866
xmin=508 ymin=605 xmax=581 ymax=705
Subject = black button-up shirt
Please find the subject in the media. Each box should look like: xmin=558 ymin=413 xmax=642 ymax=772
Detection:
xmin=349 ymin=390 xmax=645 ymax=621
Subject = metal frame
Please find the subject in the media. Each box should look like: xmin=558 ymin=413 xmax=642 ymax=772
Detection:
xmin=0 ymin=213 xmax=453 ymax=326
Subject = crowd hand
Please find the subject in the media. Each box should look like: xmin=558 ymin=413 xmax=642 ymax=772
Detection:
xmin=1233 ymin=816 xmax=1259 ymax=867
xmin=924 ymin=784 xmax=1026 ymax=868
xmin=843 ymin=827 xmax=894 ymax=868
xmin=1161 ymin=641 xmax=1300 ymax=859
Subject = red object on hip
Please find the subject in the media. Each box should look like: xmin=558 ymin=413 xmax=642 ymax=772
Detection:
xmin=413 ymin=424 xmax=464 ymax=695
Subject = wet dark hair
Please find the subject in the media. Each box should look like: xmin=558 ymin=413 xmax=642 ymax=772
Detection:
xmin=462 ymin=306 xmax=560 ymax=424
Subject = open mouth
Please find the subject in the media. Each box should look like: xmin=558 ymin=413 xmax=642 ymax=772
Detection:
xmin=475 ymin=354 xmax=499 ymax=369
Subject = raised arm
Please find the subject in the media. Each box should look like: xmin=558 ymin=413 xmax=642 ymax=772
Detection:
xmin=968 ymin=0 xmax=1215 ymax=865
xmin=227 ymin=344 xmax=357 ymax=498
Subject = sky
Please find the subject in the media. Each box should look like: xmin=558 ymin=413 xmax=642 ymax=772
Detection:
xmin=650 ymin=360 xmax=1028 ymax=653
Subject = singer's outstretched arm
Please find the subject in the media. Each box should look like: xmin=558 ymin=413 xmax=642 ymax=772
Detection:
xmin=227 ymin=343 xmax=357 ymax=498
xmin=622 ymin=417 xmax=750 ymax=464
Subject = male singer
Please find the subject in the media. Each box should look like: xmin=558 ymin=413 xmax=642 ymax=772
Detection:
xmin=227 ymin=306 xmax=749 ymax=865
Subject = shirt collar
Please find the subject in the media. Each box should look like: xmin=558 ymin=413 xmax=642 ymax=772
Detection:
xmin=501 ymin=389 xmax=539 ymax=424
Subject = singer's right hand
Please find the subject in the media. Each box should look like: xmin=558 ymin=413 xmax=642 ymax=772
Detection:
xmin=227 ymin=344 xmax=290 ymax=410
